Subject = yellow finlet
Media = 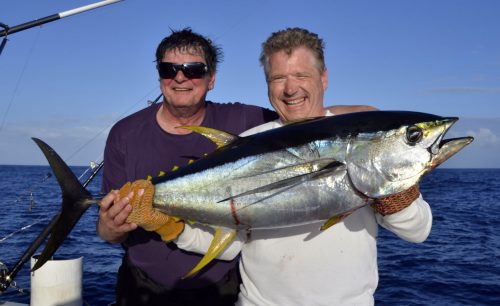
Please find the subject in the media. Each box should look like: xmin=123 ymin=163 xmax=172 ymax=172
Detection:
xmin=171 ymin=165 xmax=179 ymax=171
xmin=183 ymin=228 xmax=236 ymax=278
xmin=177 ymin=126 xmax=239 ymax=149
xmin=158 ymin=171 xmax=165 ymax=177
xmin=320 ymin=216 xmax=343 ymax=231
xmin=320 ymin=211 xmax=354 ymax=231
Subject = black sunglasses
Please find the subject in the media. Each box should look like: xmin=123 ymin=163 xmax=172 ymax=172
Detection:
xmin=157 ymin=62 xmax=208 ymax=79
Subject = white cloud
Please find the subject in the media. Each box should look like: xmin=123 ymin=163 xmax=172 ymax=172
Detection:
xmin=465 ymin=128 xmax=499 ymax=146
xmin=0 ymin=116 xmax=111 ymax=165
xmin=447 ymin=127 xmax=499 ymax=147
xmin=443 ymin=119 xmax=500 ymax=168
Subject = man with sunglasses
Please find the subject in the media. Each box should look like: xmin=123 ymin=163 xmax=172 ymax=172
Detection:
xmin=97 ymin=28 xmax=278 ymax=306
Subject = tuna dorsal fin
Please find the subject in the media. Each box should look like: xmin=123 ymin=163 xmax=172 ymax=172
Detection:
xmin=183 ymin=228 xmax=236 ymax=278
xmin=177 ymin=126 xmax=239 ymax=149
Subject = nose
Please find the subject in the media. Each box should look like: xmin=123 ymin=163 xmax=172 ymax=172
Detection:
xmin=173 ymin=70 xmax=188 ymax=82
xmin=283 ymin=78 xmax=299 ymax=96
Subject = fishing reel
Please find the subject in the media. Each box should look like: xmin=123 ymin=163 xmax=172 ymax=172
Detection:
xmin=0 ymin=260 xmax=30 ymax=295
xmin=0 ymin=260 xmax=10 ymax=293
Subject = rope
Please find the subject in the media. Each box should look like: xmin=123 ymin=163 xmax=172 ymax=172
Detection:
xmin=0 ymin=164 xmax=93 ymax=245
xmin=65 ymin=85 xmax=159 ymax=164
xmin=0 ymin=216 xmax=48 ymax=243
xmin=0 ymin=27 xmax=42 ymax=132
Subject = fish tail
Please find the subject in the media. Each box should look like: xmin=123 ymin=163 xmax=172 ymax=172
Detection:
xmin=31 ymin=138 xmax=93 ymax=271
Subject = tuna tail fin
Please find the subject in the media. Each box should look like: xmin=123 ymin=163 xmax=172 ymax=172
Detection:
xmin=31 ymin=138 xmax=93 ymax=271
xmin=183 ymin=228 xmax=237 ymax=279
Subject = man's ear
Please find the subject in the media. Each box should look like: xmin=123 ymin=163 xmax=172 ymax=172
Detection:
xmin=321 ymin=67 xmax=328 ymax=91
xmin=208 ymin=73 xmax=216 ymax=90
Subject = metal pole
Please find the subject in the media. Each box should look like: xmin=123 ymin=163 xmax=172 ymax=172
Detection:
xmin=0 ymin=0 xmax=123 ymax=37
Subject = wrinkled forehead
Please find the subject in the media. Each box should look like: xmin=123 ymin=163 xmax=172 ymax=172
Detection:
xmin=267 ymin=47 xmax=323 ymax=73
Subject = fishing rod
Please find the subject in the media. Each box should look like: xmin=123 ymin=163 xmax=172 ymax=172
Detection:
xmin=0 ymin=161 xmax=104 ymax=294
xmin=0 ymin=0 xmax=123 ymax=56
xmin=0 ymin=94 xmax=162 ymax=293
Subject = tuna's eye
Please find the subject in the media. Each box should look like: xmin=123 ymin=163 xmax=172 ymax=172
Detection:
xmin=406 ymin=125 xmax=423 ymax=145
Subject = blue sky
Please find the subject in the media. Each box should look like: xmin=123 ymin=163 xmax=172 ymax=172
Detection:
xmin=0 ymin=0 xmax=498 ymax=167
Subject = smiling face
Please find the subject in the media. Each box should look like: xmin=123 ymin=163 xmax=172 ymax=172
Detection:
xmin=160 ymin=48 xmax=215 ymax=114
xmin=266 ymin=47 xmax=328 ymax=122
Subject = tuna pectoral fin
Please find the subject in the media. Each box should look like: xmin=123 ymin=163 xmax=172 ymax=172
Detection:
xmin=183 ymin=228 xmax=236 ymax=278
xmin=31 ymin=138 xmax=93 ymax=271
xmin=177 ymin=125 xmax=239 ymax=148
xmin=219 ymin=161 xmax=345 ymax=203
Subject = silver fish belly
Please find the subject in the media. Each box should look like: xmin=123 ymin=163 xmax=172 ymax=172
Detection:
xmin=154 ymin=138 xmax=366 ymax=229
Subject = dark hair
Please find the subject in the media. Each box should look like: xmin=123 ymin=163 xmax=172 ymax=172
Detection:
xmin=155 ymin=28 xmax=223 ymax=74
xmin=259 ymin=27 xmax=325 ymax=78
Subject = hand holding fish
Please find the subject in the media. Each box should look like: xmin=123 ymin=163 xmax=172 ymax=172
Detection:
xmin=97 ymin=190 xmax=137 ymax=244
xmin=123 ymin=180 xmax=185 ymax=241
xmin=372 ymin=184 xmax=421 ymax=216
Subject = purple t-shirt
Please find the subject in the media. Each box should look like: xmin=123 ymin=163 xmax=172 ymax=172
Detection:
xmin=102 ymin=101 xmax=276 ymax=289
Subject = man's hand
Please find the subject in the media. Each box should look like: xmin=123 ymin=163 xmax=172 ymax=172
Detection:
xmin=121 ymin=180 xmax=184 ymax=241
xmin=372 ymin=184 xmax=421 ymax=216
xmin=97 ymin=189 xmax=137 ymax=244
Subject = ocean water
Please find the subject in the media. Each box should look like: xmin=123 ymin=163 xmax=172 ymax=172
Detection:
xmin=0 ymin=166 xmax=499 ymax=305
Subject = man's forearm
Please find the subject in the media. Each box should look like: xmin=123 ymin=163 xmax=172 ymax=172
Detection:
xmin=376 ymin=196 xmax=433 ymax=243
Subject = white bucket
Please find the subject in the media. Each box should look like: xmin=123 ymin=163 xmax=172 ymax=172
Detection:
xmin=30 ymin=255 xmax=83 ymax=306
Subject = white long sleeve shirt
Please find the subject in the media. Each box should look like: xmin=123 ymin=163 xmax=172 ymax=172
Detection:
xmin=176 ymin=114 xmax=433 ymax=306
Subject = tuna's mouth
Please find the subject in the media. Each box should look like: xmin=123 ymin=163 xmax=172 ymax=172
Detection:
xmin=431 ymin=137 xmax=474 ymax=169
xmin=427 ymin=117 xmax=473 ymax=170
xmin=429 ymin=118 xmax=457 ymax=155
